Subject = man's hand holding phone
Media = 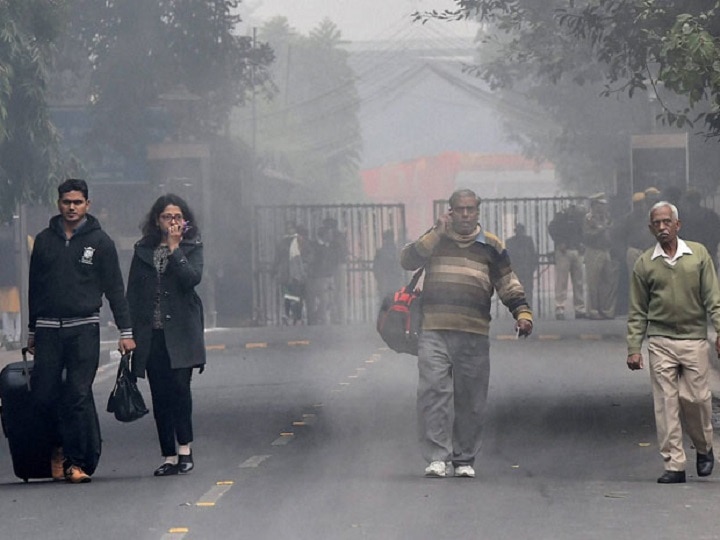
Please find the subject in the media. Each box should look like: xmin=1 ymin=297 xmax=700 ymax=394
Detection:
xmin=434 ymin=213 xmax=451 ymax=237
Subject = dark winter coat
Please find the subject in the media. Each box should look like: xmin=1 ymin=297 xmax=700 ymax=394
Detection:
xmin=29 ymin=214 xmax=132 ymax=332
xmin=126 ymin=236 xmax=206 ymax=378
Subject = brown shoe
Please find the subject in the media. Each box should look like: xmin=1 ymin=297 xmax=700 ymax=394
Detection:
xmin=65 ymin=465 xmax=92 ymax=484
xmin=51 ymin=447 xmax=65 ymax=481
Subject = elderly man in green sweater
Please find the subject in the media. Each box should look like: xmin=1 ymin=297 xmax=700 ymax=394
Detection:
xmin=401 ymin=189 xmax=533 ymax=479
xmin=627 ymin=201 xmax=720 ymax=484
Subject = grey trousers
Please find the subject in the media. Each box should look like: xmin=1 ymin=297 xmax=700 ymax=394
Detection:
xmin=417 ymin=330 xmax=490 ymax=466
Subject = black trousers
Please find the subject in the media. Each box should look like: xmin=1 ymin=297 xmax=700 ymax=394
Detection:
xmin=32 ymin=324 xmax=100 ymax=471
xmin=146 ymin=330 xmax=194 ymax=457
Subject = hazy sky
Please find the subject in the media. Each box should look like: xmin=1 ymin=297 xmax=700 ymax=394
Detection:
xmin=242 ymin=0 xmax=477 ymax=41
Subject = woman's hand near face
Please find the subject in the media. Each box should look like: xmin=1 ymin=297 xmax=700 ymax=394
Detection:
xmin=166 ymin=222 xmax=183 ymax=252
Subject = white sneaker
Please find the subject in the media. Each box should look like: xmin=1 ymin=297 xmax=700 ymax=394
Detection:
xmin=454 ymin=465 xmax=475 ymax=478
xmin=424 ymin=461 xmax=449 ymax=477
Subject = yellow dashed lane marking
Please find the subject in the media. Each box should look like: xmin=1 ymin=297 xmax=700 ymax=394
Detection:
xmin=162 ymin=528 xmax=189 ymax=539
xmin=240 ymin=454 xmax=272 ymax=468
xmin=206 ymin=344 xmax=226 ymax=351
xmin=195 ymin=482 xmax=234 ymax=507
xmin=538 ymin=335 xmax=562 ymax=341
xmin=288 ymin=340 xmax=310 ymax=346
xmin=271 ymin=433 xmax=294 ymax=446
xmin=245 ymin=342 xmax=268 ymax=349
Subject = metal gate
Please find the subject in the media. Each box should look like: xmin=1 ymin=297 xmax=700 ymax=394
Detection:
xmin=253 ymin=204 xmax=406 ymax=326
xmin=433 ymin=197 xmax=588 ymax=319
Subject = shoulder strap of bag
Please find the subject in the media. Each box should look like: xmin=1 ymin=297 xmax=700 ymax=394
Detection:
xmin=406 ymin=267 xmax=424 ymax=291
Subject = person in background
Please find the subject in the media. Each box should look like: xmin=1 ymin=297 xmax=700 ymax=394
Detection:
xmin=679 ymin=188 xmax=720 ymax=268
xmin=307 ymin=224 xmax=333 ymax=325
xmin=126 ymin=194 xmax=205 ymax=477
xmin=373 ymin=229 xmax=404 ymax=301
xmin=505 ymin=223 xmax=538 ymax=307
xmin=643 ymin=186 xmax=661 ymax=207
xmin=623 ymin=192 xmax=655 ymax=277
xmin=0 ymin=222 xmax=21 ymax=348
xmin=274 ymin=223 xmax=313 ymax=325
xmin=661 ymin=185 xmax=683 ymax=208
xmin=627 ymin=201 xmax=719 ymax=484
xmin=548 ymin=203 xmax=586 ymax=320
xmin=28 ymin=178 xmax=135 ymax=483
xmin=583 ymin=192 xmax=617 ymax=319
xmin=401 ymin=188 xmax=532 ymax=479
xmin=321 ymin=217 xmax=348 ymax=324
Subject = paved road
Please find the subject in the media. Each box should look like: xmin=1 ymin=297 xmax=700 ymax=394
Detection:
xmin=1 ymin=322 xmax=720 ymax=540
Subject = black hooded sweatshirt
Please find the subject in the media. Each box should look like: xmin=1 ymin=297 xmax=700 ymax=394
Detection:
xmin=28 ymin=214 xmax=132 ymax=337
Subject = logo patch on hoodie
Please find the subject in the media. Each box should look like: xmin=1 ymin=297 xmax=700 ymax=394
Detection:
xmin=80 ymin=247 xmax=95 ymax=265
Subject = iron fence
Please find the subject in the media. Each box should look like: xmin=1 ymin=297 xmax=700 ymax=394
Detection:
xmin=433 ymin=197 xmax=588 ymax=320
xmin=253 ymin=204 xmax=406 ymax=326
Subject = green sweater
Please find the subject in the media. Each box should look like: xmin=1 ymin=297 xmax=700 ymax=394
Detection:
xmin=627 ymin=240 xmax=720 ymax=354
xmin=400 ymin=227 xmax=532 ymax=336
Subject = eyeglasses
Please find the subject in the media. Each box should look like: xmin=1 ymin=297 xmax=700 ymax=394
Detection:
xmin=159 ymin=214 xmax=184 ymax=222
xmin=450 ymin=205 xmax=479 ymax=214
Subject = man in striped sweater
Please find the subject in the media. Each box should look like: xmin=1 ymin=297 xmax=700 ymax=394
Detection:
xmin=627 ymin=201 xmax=720 ymax=484
xmin=401 ymin=189 xmax=533 ymax=479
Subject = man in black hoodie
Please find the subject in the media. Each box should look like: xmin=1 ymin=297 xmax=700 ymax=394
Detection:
xmin=27 ymin=178 xmax=135 ymax=483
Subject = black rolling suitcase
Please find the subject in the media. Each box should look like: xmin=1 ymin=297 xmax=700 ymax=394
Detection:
xmin=0 ymin=348 xmax=101 ymax=482
xmin=0 ymin=348 xmax=54 ymax=481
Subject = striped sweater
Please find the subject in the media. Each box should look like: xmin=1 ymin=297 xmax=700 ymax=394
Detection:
xmin=400 ymin=227 xmax=532 ymax=335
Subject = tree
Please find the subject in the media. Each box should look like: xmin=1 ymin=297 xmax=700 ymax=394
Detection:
xmin=0 ymin=0 xmax=66 ymax=220
xmin=55 ymin=0 xmax=274 ymax=163
xmin=245 ymin=17 xmax=363 ymax=201
xmin=417 ymin=1 xmax=720 ymax=138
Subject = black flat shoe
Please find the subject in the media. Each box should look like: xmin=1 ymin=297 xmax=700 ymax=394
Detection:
xmin=697 ymin=449 xmax=715 ymax=477
xmin=178 ymin=453 xmax=194 ymax=474
xmin=154 ymin=463 xmax=179 ymax=477
xmin=657 ymin=470 xmax=686 ymax=484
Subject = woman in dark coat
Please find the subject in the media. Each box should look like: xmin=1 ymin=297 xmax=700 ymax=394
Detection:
xmin=126 ymin=194 xmax=205 ymax=476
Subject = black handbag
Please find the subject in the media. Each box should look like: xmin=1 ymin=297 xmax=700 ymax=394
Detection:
xmin=376 ymin=268 xmax=424 ymax=356
xmin=106 ymin=352 xmax=149 ymax=422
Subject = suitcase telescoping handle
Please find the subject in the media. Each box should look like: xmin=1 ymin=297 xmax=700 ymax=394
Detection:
xmin=21 ymin=347 xmax=31 ymax=392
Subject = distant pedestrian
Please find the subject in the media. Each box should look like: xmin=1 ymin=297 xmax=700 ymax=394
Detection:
xmin=583 ymin=193 xmax=617 ymax=319
xmin=679 ymin=188 xmax=720 ymax=267
xmin=126 ymin=194 xmax=205 ymax=477
xmin=0 ymin=222 xmax=21 ymax=347
xmin=373 ymin=229 xmax=404 ymax=300
xmin=274 ymin=223 xmax=313 ymax=325
xmin=307 ymin=225 xmax=333 ymax=325
xmin=623 ymin=192 xmax=654 ymax=277
xmin=321 ymin=217 xmax=348 ymax=324
xmin=627 ymin=201 xmax=719 ymax=484
xmin=505 ymin=223 xmax=537 ymax=307
xmin=401 ymin=188 xmax=532 ymax=479
xmin=548 ymin=204 xmax=586 ymax=320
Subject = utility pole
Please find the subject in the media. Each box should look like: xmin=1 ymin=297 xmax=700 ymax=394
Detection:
xmin=251 ymin=27 xmax=257 ymax=162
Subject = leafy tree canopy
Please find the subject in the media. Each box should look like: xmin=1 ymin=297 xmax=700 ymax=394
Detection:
xmin=0 ymin=0 xmax=66 ymax=220
xmin=242 ymin=17 xmax=363 ymax=201
xmin=416 ymin=0 xmax=720 ymax=137
xmin=56 ymin=0 xmax=274 ymax=160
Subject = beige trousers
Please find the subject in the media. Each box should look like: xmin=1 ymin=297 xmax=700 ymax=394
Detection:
xmin=647 ymin=336 xmax=714 ymax=471
xmin=553 ymin=249 xmax=585 ymax=315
